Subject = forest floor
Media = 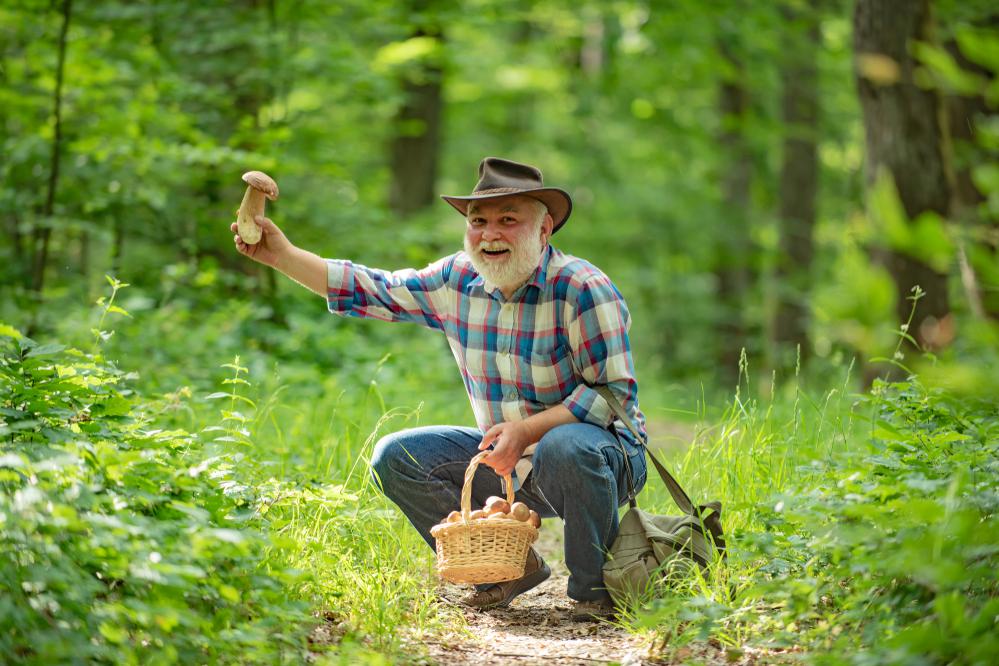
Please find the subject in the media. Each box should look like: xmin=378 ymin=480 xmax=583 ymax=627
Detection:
xmin=310 ymin=420 xmax=787 ymax=664
xmin=414 ymin=420 xmax=754 ymax=666
xmin=420 ymin=520 xmax=768 ymax=666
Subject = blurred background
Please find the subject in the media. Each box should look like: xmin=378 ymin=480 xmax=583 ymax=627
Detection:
xmin=2 ymin=0 xmax=997 ymax=406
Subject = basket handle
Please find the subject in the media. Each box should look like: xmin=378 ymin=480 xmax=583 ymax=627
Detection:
xmin=460 ymin=451 xmax=514 ymax=520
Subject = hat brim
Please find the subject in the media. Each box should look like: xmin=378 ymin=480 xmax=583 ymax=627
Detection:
xmin=440 ymin=187 xmax=573 ymax=234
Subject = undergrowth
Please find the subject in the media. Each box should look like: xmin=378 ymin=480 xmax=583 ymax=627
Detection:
xmin=3 ymin=279 xmax=995 ymax=664
xmin=0 ymin=280 xmax=446 ymax=663
xmin=630 ymin=297 xmax=998 ymax=665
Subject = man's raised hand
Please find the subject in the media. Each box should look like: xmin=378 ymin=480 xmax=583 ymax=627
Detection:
xmin=231 ymin=215 xmax=291 ymax=269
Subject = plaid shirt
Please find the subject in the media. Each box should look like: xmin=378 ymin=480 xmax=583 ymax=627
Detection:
xmin=326 ymin=244 xmax=647 ymax=474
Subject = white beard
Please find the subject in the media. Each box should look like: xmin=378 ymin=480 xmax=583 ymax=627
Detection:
xmin=464 ymin=231 xmax=545 ymax=292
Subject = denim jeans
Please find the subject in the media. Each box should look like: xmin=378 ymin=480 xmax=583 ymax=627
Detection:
xmin=370 ymin=422 xmax=647 ymax=602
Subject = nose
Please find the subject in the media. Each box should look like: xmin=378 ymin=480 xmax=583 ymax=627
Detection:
xmin=481 ymin=219 xmax=504 ymax=241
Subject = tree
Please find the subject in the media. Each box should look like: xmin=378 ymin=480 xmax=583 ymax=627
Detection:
xmin=388 ymin=1 xmax=445 ymax=217
xmin=853 ymin=0 xmax=952 ymax=350
xmin=714 ymin=35 xmax=753 ymax=379
xmin=774 ymin=1 xmax=820 ymax=368
xmin=30 ymin=0 xmax=72 ymax=295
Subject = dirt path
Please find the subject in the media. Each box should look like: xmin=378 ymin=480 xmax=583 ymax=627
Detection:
xmin=412 ymin=421 xmax=792 ymax=665
xmin=419 ymin=422 xmax=708 ymax=665
xmin=425 ymin=521 xmax=651 ymax=665
xmin=421 ymin=517 xmax=769 ymax=666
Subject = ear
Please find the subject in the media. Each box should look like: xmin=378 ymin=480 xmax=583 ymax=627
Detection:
xmin=540 ymin=213 xmax=554 ymax=245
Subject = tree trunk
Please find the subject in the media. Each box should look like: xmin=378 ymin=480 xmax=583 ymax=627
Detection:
xmin=715 ymin=39 xmax=753 ymax=381
xmin=853 ymin=0 xmax=951 ymax=351
xmin=30 ymin=0 xmax=73 ymax=295
xmin=388 ymin=26 xmax=444 ymax=217
xmin=0 ymin=49 xmax=27 ymax=283
xmin=110 ymin=217 xmax=125 ymax=278
xmin=775 ymin=2 xmax=820 ymax=371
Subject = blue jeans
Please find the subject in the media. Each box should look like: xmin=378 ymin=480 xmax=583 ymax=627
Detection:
xmin=370 ymin=422 xmax=647 ymax=602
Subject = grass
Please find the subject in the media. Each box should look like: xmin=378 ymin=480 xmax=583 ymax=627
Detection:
xmin=3 ymin=282 xmax=995 ymax=664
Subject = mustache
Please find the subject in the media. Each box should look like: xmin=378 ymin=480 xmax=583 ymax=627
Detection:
xmin=476 ymin=241 xmax=513 ymax=252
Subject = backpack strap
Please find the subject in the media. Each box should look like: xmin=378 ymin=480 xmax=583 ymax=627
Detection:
xmin=595 ymin=385 xmax=696 ymax=516
xmin=697 ymin=501 xmax=727 ymax=555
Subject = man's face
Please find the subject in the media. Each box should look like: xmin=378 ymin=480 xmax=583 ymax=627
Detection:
xmin=463 ymin=195 xmax=554 ymax=290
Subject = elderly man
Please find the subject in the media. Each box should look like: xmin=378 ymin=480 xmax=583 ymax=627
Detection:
xmin=231 ymin=157 xmax=647 ymax=620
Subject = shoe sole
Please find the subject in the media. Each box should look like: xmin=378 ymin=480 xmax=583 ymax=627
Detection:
xmin=480 ymin=561 xmax=552 ymax=610
xmin=571 ymin=609 xmax=616 ymax=622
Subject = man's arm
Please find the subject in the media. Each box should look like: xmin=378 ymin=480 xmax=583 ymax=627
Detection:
xmin=478 ymin=404 xmax=579 ymax=477
xmin=232 ymin=216 xmax=327 ymax=296
xmin=233 ymin=215 xmax=453 ymax=329
xmin=561 ymin=274 xmax=643 ymax=437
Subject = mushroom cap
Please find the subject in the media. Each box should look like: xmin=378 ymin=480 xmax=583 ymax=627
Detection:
xmin=242 ymin=171 xmax=279 ymax=200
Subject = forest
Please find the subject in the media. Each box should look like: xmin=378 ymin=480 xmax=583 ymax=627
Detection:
xmin=1 ymin=0 xmax=997 ymax=664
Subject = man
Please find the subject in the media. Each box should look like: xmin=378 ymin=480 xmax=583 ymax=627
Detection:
xmin=231 ymin=157 xmax=647 ymax=620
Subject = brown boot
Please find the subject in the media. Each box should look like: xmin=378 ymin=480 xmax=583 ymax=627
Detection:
xmin=570 ymin=597 xmax=616 ymax=622
xmin=460 ymin=549 xmax=551 ymax=609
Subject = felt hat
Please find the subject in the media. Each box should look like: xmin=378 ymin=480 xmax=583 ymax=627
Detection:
xmin=441 ymin=157 xmax=573 ymax=234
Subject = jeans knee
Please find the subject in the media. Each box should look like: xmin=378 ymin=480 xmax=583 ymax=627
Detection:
xmin=534 ymin=424 xmax=604 ymax=477
xmin=370 ymin=432 xmax=401 ymax=491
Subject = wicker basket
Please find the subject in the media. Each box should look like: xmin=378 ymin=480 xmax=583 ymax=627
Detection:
xmin=434 ymin=451 xmax=539 ymax=584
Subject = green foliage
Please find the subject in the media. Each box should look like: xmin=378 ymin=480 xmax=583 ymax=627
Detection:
xmin=2 ymin=1 xmax=998 ymax=663
xmin=632 ymin=357 xmax=998 ymax=665
xmin=0 ymin=317 xmax=318 ymax=662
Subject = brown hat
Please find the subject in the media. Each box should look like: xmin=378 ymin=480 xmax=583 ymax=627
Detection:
xmin=441 ymin=157 xmax=573 ymax=234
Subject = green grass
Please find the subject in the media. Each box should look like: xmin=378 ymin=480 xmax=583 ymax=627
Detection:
xmin=630 ymin=349 xmax=998 ymax=665
xmin=2 ymin=282 xmax=996 ymax=664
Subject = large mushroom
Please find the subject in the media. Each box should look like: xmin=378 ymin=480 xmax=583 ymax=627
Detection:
xmin=235 ymin=170 xmax=279 ymax=244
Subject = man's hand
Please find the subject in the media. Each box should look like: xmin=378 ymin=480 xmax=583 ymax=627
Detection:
xmin=230 ymin=215 xmax=328 ymax=296
xmin=478 ymin=420 xmax=533 ymax=477
xmin=478 ymin=406 xmax=580 ymax=477
xmin=231 ymin=215 xmax=292 ymax=270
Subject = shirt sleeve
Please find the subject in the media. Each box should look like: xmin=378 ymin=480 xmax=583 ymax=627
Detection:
xmin=562 ymin=274 xmax=645 ymax=439
xmin=326 ymin=254 xmax=454 ymax=331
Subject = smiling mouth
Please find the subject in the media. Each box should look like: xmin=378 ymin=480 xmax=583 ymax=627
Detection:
xmin=481 ymin=249 xmax=511 ymax=258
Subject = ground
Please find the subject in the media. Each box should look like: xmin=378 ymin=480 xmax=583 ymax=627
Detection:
xmin=312 ymin=424 xmax=784 ymax=665
xmin=424 ymin=520 xmax=647 ymax=665
xmin=418 ymin=519 xmax=764 ymax=666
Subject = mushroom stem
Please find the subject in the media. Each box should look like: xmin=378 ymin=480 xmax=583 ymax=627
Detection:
xmin=236 ymin=186 xmax=266 ymax=244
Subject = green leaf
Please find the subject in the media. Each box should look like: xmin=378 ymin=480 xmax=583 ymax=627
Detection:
xmin=913 ymin=42 xmax=985 ymax=96
xmin=99 ymin=622 xmax=127 ymax=644
xmin=0 ymin=453 xmax=27 ymax=468
xmin=25 ymin=343 xmax=66 ymax=358
xmin=0 ymin=322 xmax=23 ymax=339
xmin=956 ymin=26 xmax=999 ymax=73
xmin=218 ymin=584 xmax=241 ymax=602
xmin=98 ymin=395 xmax=132 ymax=417
xmin=106 ymin=305 xmax=132 ymax=318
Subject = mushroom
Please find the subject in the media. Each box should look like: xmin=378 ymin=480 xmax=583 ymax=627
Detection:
xmin=484 ymin=496 xmax=511 ymax=516
xmin=509 ymin=502 xmax=530 ymax=522
xmin=235 ymin=170 xmax=279 ymax=244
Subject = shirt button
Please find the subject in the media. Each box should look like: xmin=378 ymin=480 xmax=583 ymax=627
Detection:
xmin=506 ymin=390 xmax=517 ymax=401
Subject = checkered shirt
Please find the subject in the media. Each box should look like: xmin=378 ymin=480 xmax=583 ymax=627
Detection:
xmin=326 ymin=244 xmax=647 ymax=480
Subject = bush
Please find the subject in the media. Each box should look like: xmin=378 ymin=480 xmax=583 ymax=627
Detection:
xmin=639 ymin=373 xmax=999 ymax=666
xmin=0 ymin=321 xmax=314 ymax=663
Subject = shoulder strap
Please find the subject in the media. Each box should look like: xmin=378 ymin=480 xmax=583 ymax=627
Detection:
xmin=595 ymin=385 xmax=696 ymax=516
